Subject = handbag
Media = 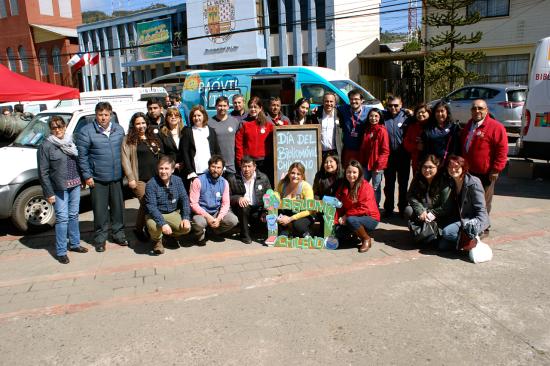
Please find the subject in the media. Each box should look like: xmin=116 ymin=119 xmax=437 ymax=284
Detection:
xmin=469 ymin=238 xmax=493 ymax=263
xmin=409 ymin=220 xmax=439 ymax=244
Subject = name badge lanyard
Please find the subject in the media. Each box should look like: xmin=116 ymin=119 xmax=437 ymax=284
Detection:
xmin=350 ymin=107 xmax=361 ymax=137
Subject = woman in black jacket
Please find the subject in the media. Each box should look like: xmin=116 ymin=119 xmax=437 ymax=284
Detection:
xmin=38 ymin=116 xmax=88 ymax=264
xmin=421 ymin=101 xmax=461 ymax=164
xmin=159 ymin=107 xmax=184 ymax=172
xmin=312 ymin=153 xmax=342 ymax=199
xmin=179 ymin=105 xmax=221 ymax=188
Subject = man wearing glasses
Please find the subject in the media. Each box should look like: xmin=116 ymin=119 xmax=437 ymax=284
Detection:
xmin=460 ymin=99 xmax=508 ymax=219
xmin=338 ymin=89 xmax=369 ymax=166
xmin=382 ymin=95 xmax=411 ymax=218
xmin=144 ymin=156 xmax=191 ymax=255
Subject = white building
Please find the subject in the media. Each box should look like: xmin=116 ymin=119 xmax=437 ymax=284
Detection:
xmin=76 ymin=0 xmax=380 ymax=91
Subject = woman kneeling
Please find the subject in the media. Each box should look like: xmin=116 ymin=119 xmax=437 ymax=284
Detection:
xmin=335 ymin=160 xmax=380 ymax=253
xmin=440 ymin=155 xmax=490 ymax=251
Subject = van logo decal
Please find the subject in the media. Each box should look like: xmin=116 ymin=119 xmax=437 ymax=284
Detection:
xmin=203 ymin=0 xmax=235 ymax=44
xmin=184 ymin=74 xmax=202 ymax=91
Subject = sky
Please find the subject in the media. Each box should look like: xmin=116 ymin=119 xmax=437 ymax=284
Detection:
xmin=80 ymin=0 xmax=413 ymax=34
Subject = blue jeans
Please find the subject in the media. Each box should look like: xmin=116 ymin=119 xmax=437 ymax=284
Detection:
xmin=54 ymin=186 xmax=81 ymax=256
xmin=336 ymin=215 xmax=379 ymax=241
xmin=364 ymin=169 xmax=383 ymax=206
xmin=439 ymin=221 xmax=460 ymax=251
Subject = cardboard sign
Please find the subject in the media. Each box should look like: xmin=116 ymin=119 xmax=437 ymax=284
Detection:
xmin=262 ymin=189 xmax=341 ymax=250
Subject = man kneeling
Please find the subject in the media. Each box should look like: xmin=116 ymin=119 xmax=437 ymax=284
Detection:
xmin=228 ymin=156 xmax=271 ymax=243
xmin=190 ymin=155 xmax=238 ymax=243
xmin=145 ymin=156 xmax=191 ymax=255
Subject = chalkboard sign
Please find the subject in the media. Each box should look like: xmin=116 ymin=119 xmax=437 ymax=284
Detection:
xmin=273 ymin=125 xmax=321 ymax=186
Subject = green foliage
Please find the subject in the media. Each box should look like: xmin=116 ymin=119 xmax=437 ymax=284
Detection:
xmin=380 ymin=30 xmax=408 ymax=43
xmin=423 ymin=0 xmax=485 ymax=94
xmin=82 ymin=3 xmax=168 ymax=24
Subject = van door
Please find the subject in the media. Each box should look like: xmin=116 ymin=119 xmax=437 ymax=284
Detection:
xmin=251 ymin=75 xmax=295 ymax=116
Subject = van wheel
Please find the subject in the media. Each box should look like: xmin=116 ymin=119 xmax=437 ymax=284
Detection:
xmin=11 ymin=186 xmax=56 ymax=232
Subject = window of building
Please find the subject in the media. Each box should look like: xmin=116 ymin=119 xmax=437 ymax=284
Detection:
xmin=468 ymin=0 xmax=510 ymax=18
xmin=52 ymin=47 xmax=62 ymax=74
xmin=9 ymin=0 xmax=18 ymax=15
xmin=38 ymin=0 xmax=54 ymax=16
xmin=117 ymin=25 xmax=126 ymax=55
xmin=467 ymin=54 xmax=529 ymax=84
xmin=0 ymin=0 xmax=7 ymax=18
xmin=18 ymin=46 xmax=28 ymax=72
xmin=106 ymin=28 xmax=114 ymax=56
xmin=58 ymin=0 xmax=72 ymax=18
xmin=39 ymin=48 xmax=48 ymax=75
xmin=6 ymin=47 xmax=17 ymax=71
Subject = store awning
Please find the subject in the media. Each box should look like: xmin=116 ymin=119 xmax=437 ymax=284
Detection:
xmin=31 ymin=24 xmax=78 ymax=43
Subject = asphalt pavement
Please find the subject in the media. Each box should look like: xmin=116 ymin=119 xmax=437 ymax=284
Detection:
xmin=0 ymin=171 xmax=549 ymax=365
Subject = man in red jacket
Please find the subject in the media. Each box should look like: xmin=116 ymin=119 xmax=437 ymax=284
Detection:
xmin=460 ymin=99 xmax=508 ymax=216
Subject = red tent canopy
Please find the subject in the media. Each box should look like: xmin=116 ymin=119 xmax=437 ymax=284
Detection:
xmin=0 ymin=63 xmax=80 ymax=102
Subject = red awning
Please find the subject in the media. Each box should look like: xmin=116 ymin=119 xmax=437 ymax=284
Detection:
xmin=0 ymin=64 xmax=79 ymax=102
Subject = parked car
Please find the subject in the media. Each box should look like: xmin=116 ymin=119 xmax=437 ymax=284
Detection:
xmin=0 ymin=102 xmax=146 ymax=232
xmin=429 ymin=84 xmax=527 ymax=133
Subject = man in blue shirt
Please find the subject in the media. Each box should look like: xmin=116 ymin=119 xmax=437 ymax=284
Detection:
xmin=76 ymin=102 xmax=128 ymax=252
xmin=145 ymin=156 xmax=191 ymax=255
xmin=338 ymin=89 xmax=369 ymax=166
xmin=382 ymin=95 xmax=411 ymax=218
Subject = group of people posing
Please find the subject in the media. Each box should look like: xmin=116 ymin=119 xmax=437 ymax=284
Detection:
xmin=37 ymin=90 xmax=508 ymax=264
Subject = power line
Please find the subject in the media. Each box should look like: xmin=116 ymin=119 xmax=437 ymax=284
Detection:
xmin=1 ymin=1 xmax=421 ymax=62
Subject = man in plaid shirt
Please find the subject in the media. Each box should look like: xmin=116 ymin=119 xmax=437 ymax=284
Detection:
xmin=145 ymin=156 xmax=191 ymax=255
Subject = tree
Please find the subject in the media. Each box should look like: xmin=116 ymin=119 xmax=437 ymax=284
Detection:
xmin=424 ymin=0 xmax=485 ymax=96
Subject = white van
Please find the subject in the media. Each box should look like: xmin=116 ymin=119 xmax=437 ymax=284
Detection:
xmin=0 ymin=100 xmax=59 ymax=115
xmin=56 ymin=87 xmax=168 ymax=108
xmin=517 ymin=36 xmax=550 ymax=160
xmin=0 ymin=102 xmax=146 ymax=232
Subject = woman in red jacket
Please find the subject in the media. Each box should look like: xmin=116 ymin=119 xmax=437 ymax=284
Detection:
xmin=235 ymin=96 xmax=274 ymax=183
xmin=403 ymin=103 xmax=431 ymax=174
xmin=359 ymin=108 xmax=389 ymax=206
xmin=335 ymin=160 xmax=380 ymax=253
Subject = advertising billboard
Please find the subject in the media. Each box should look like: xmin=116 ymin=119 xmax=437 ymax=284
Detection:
xmin=186 ymin=0 xmax=266 ymax=65
xmin=137 ymin=18 xmax=172 ymax=61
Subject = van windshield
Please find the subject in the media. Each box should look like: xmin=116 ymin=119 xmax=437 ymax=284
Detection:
xmin=12 ymin=113 xmax=72 ymax=148
xmin=330 ymin=80 xmax=378 ymax=103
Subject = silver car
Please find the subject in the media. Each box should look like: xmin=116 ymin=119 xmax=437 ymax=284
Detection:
xmin=430 ymin=84 xmax=527 ymax=133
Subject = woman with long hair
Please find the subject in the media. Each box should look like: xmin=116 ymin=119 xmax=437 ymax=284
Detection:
xmin=290 ymin=97 xmax=313 ymax=125
xmin=179 ymin=105 xmax=221 ymax=187
xmin=122 ymin=112 xmax=163 ymax=241
xmin=235 ymin=96 xmax=274 ymax=183
xmin=275 ymin=162 xmax=315 ymax=237
xmin=421 ymin=101 xmax=461 ymax=164
xmin=159 ymin=107 xmax=184 ymax=171
xmin=403 ymin=103 xmax=431 ymax=174
xmin=334 ymin=160 xmax=380 ymax=253
xmin=359 ymin=108 xmax=389 ymax=206
xmin=439 ymin=155 xmax=489 ymax=251
xmin=38 ymin=116 xmax=88 ymax=263
xmin=312 ymin=153 xmax=342 ymax=199
xmin=404 ymin=154 xmax=455 ymax=246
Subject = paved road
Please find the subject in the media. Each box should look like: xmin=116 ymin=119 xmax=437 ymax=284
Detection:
xmin=0 ymin=175 xmax=549 ymax=365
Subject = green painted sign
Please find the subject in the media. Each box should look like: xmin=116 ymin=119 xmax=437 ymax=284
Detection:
xmin=137 ymin=18 xmax=172 ymax=61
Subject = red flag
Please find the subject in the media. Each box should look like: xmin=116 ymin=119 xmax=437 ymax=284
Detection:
xmin=67 ymin=54 xmax=85 ymax=70
xmin=88 ymin=53 xmax=100 ymax=66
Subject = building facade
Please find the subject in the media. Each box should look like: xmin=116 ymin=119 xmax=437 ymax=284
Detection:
xmin=0 ymin=0 xmax=82 ymax=89
xmin=76 ymin=0 xmax=380 ymax=91
xmin=424 ymin=0 xmax=550 ymax=98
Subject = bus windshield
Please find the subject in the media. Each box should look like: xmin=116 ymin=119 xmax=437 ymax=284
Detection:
xmin=330 ymin=80 xmax=378 ymax=103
